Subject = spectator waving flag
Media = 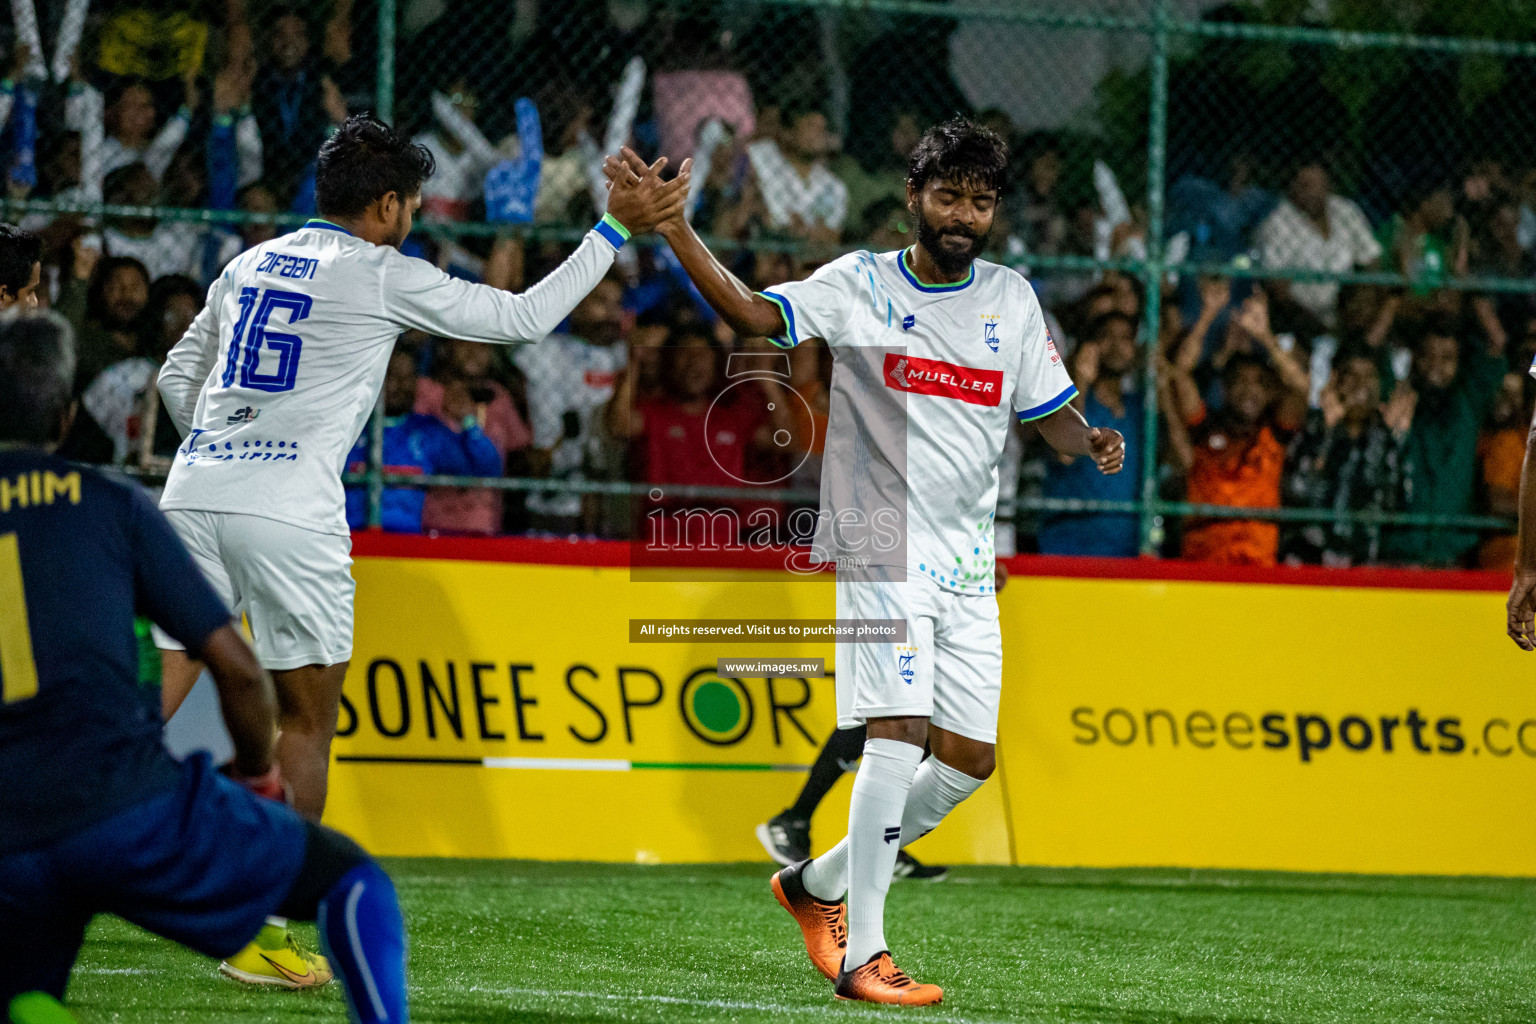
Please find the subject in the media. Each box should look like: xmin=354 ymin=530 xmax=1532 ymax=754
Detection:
xmin=484 ymin=98 xmax=544 ymax=224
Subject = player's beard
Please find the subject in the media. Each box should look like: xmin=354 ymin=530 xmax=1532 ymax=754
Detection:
xmin=916 ymin=212 xmax=988 ymax=277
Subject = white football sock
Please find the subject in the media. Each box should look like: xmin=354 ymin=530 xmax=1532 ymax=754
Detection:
xmin=800 ymin=755 xmax=986 ymax=903
xmin=841 ymin=738 xmax=922 ymax=969
xmin=899 ymin=756 xmax=986 ymax=846
xmin=801 ymin=836 xmax=848 ymax=902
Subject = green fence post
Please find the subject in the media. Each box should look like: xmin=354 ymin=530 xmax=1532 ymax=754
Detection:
xmin=1138 ymin=0 xmax=1170 ymax=556
xmin=366 ymin=0 xmax=398 ymax=530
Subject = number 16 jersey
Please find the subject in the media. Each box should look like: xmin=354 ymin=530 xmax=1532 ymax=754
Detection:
xmin=158 ymin=218 xmax=624 ymax=535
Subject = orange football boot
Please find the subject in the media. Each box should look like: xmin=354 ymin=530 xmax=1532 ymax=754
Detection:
xmin=770 ymin=860 xmax=847 ymax=980
xmin=835 ymin=951 xmax=943 ymax=1006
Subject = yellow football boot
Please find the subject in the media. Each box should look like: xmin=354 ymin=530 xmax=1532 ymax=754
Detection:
xmin=219 ymin=921 xmax=333 ymax=988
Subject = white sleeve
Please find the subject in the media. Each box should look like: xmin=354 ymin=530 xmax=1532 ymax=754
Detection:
xmin=1255 ymin=208 xmax=1294 ymax=269
xmin=50 ymin=0 xmax=89 ymax=85
xmin=143 ymin=108 xmax=190 ymax=181
xmin=157 ymin=273 xmax=226 ymax=436
xmin=824 ymin=177 xmax=848 ymax=232
xmin=235 ymin=111 xmax=263 ymax=188
xmin=65 ymin=83 xmax=104 ymax=203
xmin=1011 ymin=280 xmax=1076 ymax=422
xmin=1338 ymin=199 xmax=1383 ymax=266
xmin=756 ymin=252 xmax=865 ymax=348
xmin=381 ymin=227 xmax=618 ymax=344
xmin=510 ymin=343 xmax=566 ymax=447
xmin=431 ymin=92 xmax=499 ymax=171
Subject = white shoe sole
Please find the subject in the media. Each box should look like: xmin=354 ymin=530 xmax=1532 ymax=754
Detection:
xmin=218 ymin=960 xmax=328 ymax=988
xmin=755 ymin=823 xmax=797 ymax=867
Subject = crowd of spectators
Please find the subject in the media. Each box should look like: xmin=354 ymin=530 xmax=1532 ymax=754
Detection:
xmin=17 ymin=0 xmax=1534 ymax=570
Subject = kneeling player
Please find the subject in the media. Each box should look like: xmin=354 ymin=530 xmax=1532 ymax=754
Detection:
xmin=0 ymin=312 xmax=408 ymax=1023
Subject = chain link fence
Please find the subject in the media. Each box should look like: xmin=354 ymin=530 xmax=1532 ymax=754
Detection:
xmin=12 ymin=0 xmax=1536 ymax=568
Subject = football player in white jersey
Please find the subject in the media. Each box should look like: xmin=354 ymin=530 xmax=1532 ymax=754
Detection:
xmin=154 ymin=114 xmax=688 ymax=986
xmin=609 ymin=118 xmax=1123 ymax=1004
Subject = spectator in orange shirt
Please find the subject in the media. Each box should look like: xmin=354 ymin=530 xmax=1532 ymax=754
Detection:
xmin=1165 ymin=292 xmax=1310 ymax=565
xmin=1477 ymin=371 xmax=1534 ymax=571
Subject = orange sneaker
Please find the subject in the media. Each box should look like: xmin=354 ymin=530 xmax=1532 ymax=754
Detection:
xmin=770 ymin=860 xmax=847 ymax=980
xmin=835 ymin=951 xmax=943 ymax=1006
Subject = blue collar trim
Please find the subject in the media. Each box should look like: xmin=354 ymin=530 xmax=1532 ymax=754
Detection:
xmin=303 ymin=218 xmax=353 ymax=236
xmin=898 ymin=247 xmax=974 ymax=294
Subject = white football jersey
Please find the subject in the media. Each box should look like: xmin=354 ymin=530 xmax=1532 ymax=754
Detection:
xmin=158 ymin=219 xmax=623 ymax=535
xmin=512 ymin=333 xmax=627 ymax=519
xmin=762 ymin=249 xmax=1074 ymax=593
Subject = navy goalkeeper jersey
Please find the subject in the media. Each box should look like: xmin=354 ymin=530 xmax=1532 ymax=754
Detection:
xmin=0 ymin=449 xmax=230 ymax=854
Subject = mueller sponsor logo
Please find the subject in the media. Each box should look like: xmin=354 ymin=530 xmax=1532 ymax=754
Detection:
xmin=883 ymin=354 xmax=1003 ymax=407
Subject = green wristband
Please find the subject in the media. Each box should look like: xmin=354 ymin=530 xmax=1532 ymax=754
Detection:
xmin=594 ymin=213 xmax=631 ymax=250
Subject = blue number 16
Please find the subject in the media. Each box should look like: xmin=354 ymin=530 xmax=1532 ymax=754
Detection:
xmin=220 ymin=286 xmax=313 ymax=393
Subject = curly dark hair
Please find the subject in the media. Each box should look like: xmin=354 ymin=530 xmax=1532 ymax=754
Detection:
xmin=907 ymin=116 xmax=1010 ymax=196
xmin=315 ymin=114 xmax=436 ymax=219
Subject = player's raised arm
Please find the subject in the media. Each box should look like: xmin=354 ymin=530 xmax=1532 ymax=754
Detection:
xmin=380 ymin=150 xmax=689 ymax=345
xmin=607 ymin=148 xmax=786 ymax=340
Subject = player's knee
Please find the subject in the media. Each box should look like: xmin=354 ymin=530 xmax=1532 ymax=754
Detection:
xmin=275 ymin=663 xmax=349 ymax=738
xmin=955 ymin=749 xmax=995 ymax=780
xmin=930 ymin=732 xmax=995 ymax=780
xmin=281 ymin=702 xmax=341 ymax=740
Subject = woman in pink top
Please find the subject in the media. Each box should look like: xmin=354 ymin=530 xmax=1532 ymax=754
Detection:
xmin=415 ymin=339 xmax=532 ymax=534
xmin=652 ymin=19 xmax=756 ymax=166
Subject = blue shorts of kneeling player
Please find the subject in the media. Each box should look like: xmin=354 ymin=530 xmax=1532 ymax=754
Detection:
xmin=0 ymin=753 xmax=407 ymax=1022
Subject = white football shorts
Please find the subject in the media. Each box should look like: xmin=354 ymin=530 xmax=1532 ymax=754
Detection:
xmin=152 ymin=510 xmax=355 ymax=670
xmin=834 ymin=573 xmax=1003 ymax=743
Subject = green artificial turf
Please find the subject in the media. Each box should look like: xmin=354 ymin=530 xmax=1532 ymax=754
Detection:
xmin=62 ymin=860 xmax=1536 ymax=1023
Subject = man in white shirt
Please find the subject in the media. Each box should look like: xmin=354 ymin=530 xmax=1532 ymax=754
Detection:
xmin=413 ymin=83 xmax=501 ymax=222
xmin=513 ymin=274 xmax=626 ymax=531
xmin=100 ymin=163 xmax=212 ymax=282
xmin=1254 ymin=161 xmax=1383 ymax=331
xmin=608 ymin=117 xmax=1123 ymax=1004
xmin=745 ymin=108 xmax=849 ymax=239
xmin=152 ymin=113 xmax=686 ymax=985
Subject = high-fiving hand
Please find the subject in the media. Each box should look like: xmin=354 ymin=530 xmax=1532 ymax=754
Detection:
xmin=603 ymin=147 xmax=692 ymax=236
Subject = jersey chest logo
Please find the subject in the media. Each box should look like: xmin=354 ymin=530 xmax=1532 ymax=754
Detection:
xmin=981 ymin=314 xmax=1000 ymax=352
xmin=883 ymin=354 xmax=1003 ymax=407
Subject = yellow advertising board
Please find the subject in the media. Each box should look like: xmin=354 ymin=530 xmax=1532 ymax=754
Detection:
xmin=1003 ymin=573 xmax=1536 ymax=876
xmin=327 ymin=540 xmax=1534 ymax=875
